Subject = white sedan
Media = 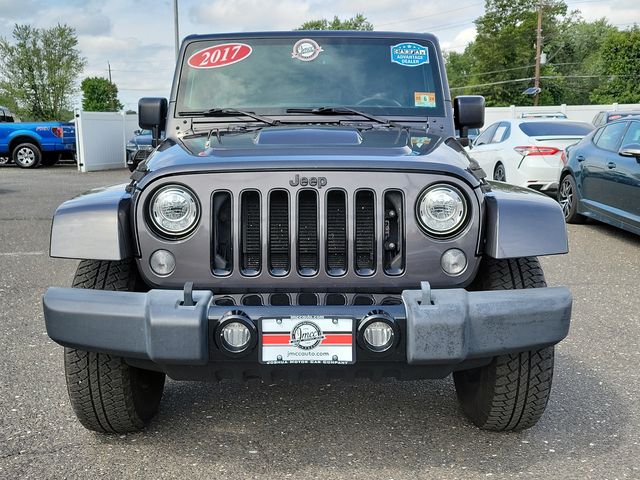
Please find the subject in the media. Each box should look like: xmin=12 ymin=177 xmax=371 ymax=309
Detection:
xmin=466 ymin=119 xmax=594 ymax=193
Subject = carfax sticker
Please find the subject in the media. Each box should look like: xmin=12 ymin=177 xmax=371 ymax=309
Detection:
xmin=291 ymin=38 xmax=324 ymax=61
xmin=414 ymin=92 xmax=436 ymax=108
xmin=391 ymin=42 xmax=429 ymax=67
xmin=187 ymin=43 xmax=252 ymax=69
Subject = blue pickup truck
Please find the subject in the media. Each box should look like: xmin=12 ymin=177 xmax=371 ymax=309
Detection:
xmin=0 ymin=106 xmax=76 ymax=168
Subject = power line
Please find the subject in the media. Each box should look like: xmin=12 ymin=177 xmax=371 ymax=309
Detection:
xmin=450 ymin=74 xmax=633 ymax=90
xmin=375 ymin=2 xmax=483 ymax=28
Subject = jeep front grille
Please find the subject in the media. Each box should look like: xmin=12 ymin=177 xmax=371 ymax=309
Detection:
xmin=211 ymin=188 xmax=403 ymax=278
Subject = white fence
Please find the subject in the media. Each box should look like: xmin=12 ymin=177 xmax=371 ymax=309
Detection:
xmin=484 ymin=102 xmax=640 ymax=126
xmin=75 ymin=111 xmax=139 ymax=172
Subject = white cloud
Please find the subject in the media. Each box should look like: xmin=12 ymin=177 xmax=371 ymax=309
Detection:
xmin=188 ymin=0 xmax=313 ymax=31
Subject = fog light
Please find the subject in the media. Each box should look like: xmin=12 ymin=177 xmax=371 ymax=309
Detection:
xmin=441 ymin=248 xmax=467 ymax=276
xmin=150 ymin=249 xmax=175 ymax=276
xmin=221 ymin=322 xmax=251 ymax=351
xmin=363 ymin=321 xmax=394 ymax=352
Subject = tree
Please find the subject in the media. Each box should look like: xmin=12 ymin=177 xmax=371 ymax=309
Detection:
xmin=0 ymin=24 xmax=86 ymax=121
xmin=297 ymin=14 xmax=373 ymax=31
xmin=81 ymin=77 xmax=124 ymax=112
xmin=590 ymin=26 xmax=640 ymax=104
xmin=465 ymin=0 xmax=568 ymax=106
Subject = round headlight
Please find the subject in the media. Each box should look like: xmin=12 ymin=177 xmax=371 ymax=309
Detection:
xmin=149 ymin=185 xmax=200 ymax=237
xmin=417 ymin=185 xmax=467 ymax=236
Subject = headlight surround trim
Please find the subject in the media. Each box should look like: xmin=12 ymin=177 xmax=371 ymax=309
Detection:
xmin=147 ymin=184 xmax=201 ymax=238
xmin=415 ymin=183 xmax=469 ymax=237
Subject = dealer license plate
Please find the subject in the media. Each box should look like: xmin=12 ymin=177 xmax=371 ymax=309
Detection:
xmin=261 ymin=316 xmax=354 ymax=365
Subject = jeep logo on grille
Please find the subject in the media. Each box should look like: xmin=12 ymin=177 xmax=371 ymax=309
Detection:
xmin=289 ymin=174 xmax=327 ymax=189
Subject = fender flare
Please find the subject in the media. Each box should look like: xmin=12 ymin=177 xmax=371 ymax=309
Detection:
xmin=483 ymin=182 xmax=568 ymax=259
xmin=50 ymin=184 xmax=134 ymax=260
xmin=8 ymin=130 xmax=42 ymax=151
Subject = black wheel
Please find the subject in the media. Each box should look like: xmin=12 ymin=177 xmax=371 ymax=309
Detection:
xmin=64 ymin=259 xmax=165 ymax=433
xmin=41 ymin=153 xmax=60 ymax=167
xmin=558 ymin=174 xmax=585 ymax=224
xmin=12 ymin=142 xmax=41 ymax=168
xmin=493 ymin=163 xmax=506 ymax=182
xmin=454 ymin=257 xmax=555 ymax=431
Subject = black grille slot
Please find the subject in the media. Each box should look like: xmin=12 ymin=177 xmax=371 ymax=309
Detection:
xmin=354 ymin=190 xmax=376 ymax=275
xmin=297 ymin=190 xmax=319 ymax=275
xmin=298 ymin=293 xmax=318 ymax=305
xmin=326 ymin=293 xmax=347 ymax=305
xmin=270 ymin=293 xmax=291 ymax=306
xmin=240 ymin=191 xmax=261 ymax=275
xmin=383 ymin=190 xmax=405 ymax=275
xmin=326 ymin=190 xmax=347 ymax=276
xmin=269 ymin=190 xmax=290 ymax=276
xmin=212 ymin=191 xmax=232 ymax=276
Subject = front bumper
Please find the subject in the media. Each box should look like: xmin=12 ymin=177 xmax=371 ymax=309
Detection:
xmin=43 ymin=282 xmax=572 ymax=370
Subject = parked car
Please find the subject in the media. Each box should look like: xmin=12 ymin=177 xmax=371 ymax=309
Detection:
xmin=126 ymin=129 xmax=154 ymax=171
xmin=467 ymin=119 xmax=593 ymax=194
xmin=592 ymin=110 xmax=640 ymax=128
xmin=0 ymin=106 xmax=76 ymax=168
xmin=559 ymin=116 xmax=640 ymax=234
xmin=519 ymin=112 xmax=567 ymax=119
xmin=43 ymin=31 xmax=572 ymax=434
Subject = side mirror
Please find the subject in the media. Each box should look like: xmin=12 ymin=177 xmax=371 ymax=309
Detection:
xmin=138 ymin=97 xmax=168 ymax=147
xmin=619 ymin=143 xmax=640 ymax=159
xmin=454 ymin=95 xmax=485 ymax=132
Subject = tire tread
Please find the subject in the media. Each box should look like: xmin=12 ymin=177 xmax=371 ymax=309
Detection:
xmin=64 ymin=259 xmax=163 ymax=433
xmin=455 ymin=256 xmax=555 ymax=431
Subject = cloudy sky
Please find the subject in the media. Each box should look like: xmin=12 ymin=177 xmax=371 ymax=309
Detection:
xmin=0 ymin=0 xmax=637 ymax=110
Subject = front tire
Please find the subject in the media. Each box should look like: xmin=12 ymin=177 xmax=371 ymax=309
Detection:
xmin=12 ymin=142 xmax=41 ymax=168
xmin=454 ymin=257 xmax=555 ymax=431
xmin=64 ymin=260 xmax=165 ymax=433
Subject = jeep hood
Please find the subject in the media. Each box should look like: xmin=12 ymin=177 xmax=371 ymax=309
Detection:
xmin=137 ymin=126 xmax=483 ymax=189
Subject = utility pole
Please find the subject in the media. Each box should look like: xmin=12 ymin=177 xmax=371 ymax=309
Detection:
xmin=533 ymin=1 xmax=543 ymax=106
xmin=174 ymin=0 xmax=180 ymax=61
xmin=107 ymin=61 xmax=112 ymax=83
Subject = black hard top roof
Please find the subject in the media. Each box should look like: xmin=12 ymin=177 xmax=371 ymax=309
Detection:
xmin=183 ymin=30 xmax=440 ymax=45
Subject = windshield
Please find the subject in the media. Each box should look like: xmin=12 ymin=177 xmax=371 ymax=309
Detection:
xmin=177 ymin=36 xmax=445 ymax=117
xmin=519 ymin=122 xmax=594 ymax=136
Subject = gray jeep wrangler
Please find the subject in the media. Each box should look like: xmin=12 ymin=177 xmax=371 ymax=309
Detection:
xmin=43 ymin=31 xmax=572 ymax=434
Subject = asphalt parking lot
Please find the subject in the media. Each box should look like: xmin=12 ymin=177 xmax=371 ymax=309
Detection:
xmin=1 ymin=163 xmax=638 ymax=479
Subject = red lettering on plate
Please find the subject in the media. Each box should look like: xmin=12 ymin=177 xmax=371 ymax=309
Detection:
xmin=187 ymin=43 xmax=252 ymax=69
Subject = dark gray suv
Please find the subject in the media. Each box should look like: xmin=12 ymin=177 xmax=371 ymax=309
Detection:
xmin=43 ymin=31 xmax=572 ymax=434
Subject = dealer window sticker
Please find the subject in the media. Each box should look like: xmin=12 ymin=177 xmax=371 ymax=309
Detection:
xmin=291 ymin=38 xmax=324 ymax=62
xmin=391 ymin=42 xmax=429 ymax=67
xmin=414 ymin=92 xmax=436 ymax=108
xmin=187 ymin=43 xmax=252 ymax=69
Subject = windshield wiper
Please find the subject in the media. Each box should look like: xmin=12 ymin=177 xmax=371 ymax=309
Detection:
xmin=178 ymin=108 xmax=279 ymax=126
xmin=286 ymin=106 xmax=397 ymax=126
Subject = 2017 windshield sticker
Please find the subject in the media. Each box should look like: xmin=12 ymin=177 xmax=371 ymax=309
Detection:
xmin=291 ymin=39 xmax=324 ymax=61
xmin=414 ymin=92 xmax=436 ymax=108
xmin=188 ymin=43 xmax=252 ymax=69
xmin=391 ymin=42 xmax=429 ymax=67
